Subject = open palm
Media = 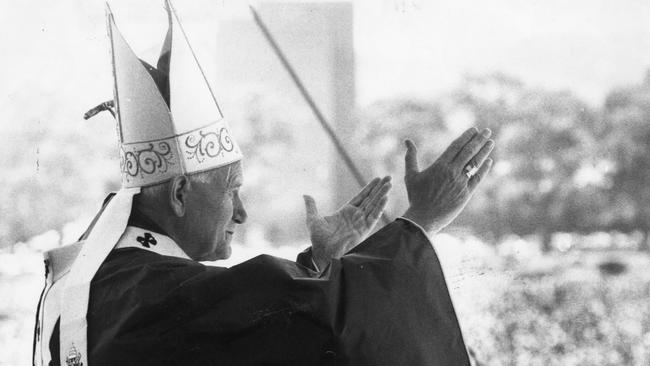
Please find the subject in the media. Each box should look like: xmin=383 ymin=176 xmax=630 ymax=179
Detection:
xmin=304 ymin=176 xmax=392 ymax=271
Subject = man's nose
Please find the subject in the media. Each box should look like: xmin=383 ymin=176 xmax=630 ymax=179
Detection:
xmin=233 ymin=196 xmax=247 ymax=224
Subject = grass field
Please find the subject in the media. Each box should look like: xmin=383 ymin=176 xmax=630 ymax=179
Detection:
xmin=453 ymin=250 xmax=650 ymax=366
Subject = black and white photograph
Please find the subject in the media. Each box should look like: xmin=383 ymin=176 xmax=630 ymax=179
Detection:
xmin=1 ymin=0 xmax=650 ymax=365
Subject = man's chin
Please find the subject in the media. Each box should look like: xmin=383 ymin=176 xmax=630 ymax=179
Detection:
xmin=220 ymin=245 xmax=232 ymax=259
xmin=203 ymin=245 xmax=231 ymax=262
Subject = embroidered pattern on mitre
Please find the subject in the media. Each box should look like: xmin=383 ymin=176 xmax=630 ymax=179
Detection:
xmin=119 ymin=120 xmax=242 ymax=187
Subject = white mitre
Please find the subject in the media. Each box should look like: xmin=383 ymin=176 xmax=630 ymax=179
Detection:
xmin=47 ymin=2 xmax=243 ymax=366
xmin=112 ymin=3 xmax=242 ymax=186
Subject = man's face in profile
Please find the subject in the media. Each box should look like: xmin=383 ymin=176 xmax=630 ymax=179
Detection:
xmin=180 ymin=163 xmax=247 ymax=261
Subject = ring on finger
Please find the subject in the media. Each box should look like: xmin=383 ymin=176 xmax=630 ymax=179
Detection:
xmin=463 ymin=162 xmax=479 ymax=178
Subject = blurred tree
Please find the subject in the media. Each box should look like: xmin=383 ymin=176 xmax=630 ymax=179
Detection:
xmin=0 ymin=127 xmax=116 ymax=248
xmin=601 ymin=71 xmax=650 ymax=250
xmin=0 ymin=91 xmax=117 ymax=249
xmin=451 ymin=74 xmax=602 ymax=252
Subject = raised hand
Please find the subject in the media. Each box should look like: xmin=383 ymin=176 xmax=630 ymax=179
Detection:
xmin=403 ymin=127 xmax=495 ymax=233
xmin=304 ymin=176 xmax=392 ymax=270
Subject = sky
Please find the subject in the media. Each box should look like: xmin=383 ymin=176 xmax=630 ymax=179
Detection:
xmin=1 ymin=0 xmax=649 ymax=118
xmin=355 ymin=0 xmax=650 ymax=104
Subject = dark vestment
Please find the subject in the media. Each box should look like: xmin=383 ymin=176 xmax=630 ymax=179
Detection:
xmin=45 ymin=203 xmax=470 ymax=365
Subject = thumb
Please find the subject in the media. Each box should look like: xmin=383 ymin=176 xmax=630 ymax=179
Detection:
xmin=303 ymin=195 xmax=319 ymax=224
xmin=404 ymin=139 xmax=419 ymax=178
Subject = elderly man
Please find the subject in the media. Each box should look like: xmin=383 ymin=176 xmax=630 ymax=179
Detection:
xmin=33 ymin=2 xmax=494 ymax=366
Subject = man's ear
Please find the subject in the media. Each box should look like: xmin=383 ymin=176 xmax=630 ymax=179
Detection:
xmin=169 ymin=175 xmax=190 ymax=217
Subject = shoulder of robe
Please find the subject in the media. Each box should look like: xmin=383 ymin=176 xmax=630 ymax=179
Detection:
xmin=94 ymin=248 xmax=216 ymax=289
xmin=43 ymin=241 xmax=85 ymax=283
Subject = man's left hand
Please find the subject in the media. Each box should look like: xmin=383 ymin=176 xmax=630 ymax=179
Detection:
xmin=303 ymin=176 xmax=392 ymax=271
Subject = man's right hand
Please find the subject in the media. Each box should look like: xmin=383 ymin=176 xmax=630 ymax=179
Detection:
xmin=402 ymin=127 xmax=495 ymax=233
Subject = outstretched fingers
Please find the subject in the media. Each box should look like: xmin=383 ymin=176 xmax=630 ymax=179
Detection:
xmin=438 ymin=127 xmax=479 ymax=164
xmin=468 ymin=158 xmax=494 ymax=191
xmin=303 ymin=195 xmax=320 ymax=226
xmin=348 ymin=177 xmax=381 ymax=207
xmin=367 ymin=196 xmax=389 ymax=222
xmin=404 ymin=139 xmax=420 ymax=179
xmin=360 ymin=176 xmax=392 ymax=212
xmin=453 ymin=128 xmax=492 ymax=169
xmin=466 ymin=139 xmax=495 ymax=172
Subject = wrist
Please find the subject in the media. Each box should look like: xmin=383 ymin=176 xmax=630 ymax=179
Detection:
xmin=310 ymin=247 xmax=330 ymax=273
xmin=402 ymin=208 xmax=442 ymax=234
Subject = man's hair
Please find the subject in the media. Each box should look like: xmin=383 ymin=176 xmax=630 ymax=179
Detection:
xmin=138 ymin=162 xmax=236 ymax=202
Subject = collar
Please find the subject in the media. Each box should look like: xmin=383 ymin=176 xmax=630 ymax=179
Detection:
xmin=115 ymin=226 xmax=190 ymax=260
xmin=127 ymin=205 xmax=170 ymax=236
